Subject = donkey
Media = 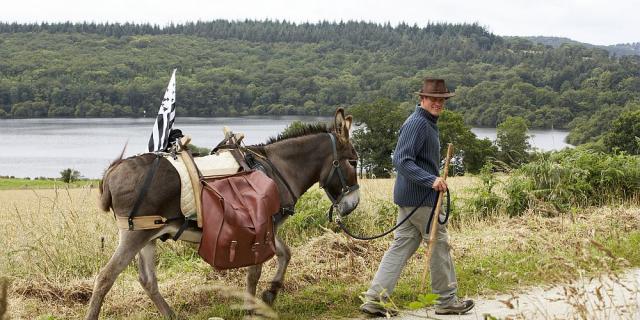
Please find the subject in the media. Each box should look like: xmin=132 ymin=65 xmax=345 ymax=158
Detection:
xmin=86 ymin=108 xmax=360 ymax=319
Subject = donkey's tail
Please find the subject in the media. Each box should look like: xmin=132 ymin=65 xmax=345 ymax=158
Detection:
xmin=98 ymin=143 xmax=128 ymax=212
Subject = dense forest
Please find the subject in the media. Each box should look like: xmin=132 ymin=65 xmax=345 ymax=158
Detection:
xmin=524 ymin=36 xmax=640 ymax=57
xmin=1 ymin=20 xmax=639 ymax=144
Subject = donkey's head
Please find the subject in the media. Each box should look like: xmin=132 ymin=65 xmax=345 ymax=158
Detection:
xmin=319 ymin=108 xmax=360 ymax=216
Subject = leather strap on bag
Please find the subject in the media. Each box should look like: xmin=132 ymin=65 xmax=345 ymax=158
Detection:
xmin=226 ymin=174 xmax=267 ymax=258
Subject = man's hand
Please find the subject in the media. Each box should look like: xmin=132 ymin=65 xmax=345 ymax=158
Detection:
xmin=432 ymin=177 xmax=448 ymax=192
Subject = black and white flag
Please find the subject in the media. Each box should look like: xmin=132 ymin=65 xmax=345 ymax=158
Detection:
xmin=148 ymin=69 xmax=177 ymax=152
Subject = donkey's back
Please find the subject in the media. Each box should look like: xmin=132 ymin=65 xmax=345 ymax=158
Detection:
xmin=98 ymin=153 xmax=182 ymax=219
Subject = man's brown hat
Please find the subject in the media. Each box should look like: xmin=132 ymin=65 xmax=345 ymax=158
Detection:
xmin=416 ymin=78 xmax=455 ymax=98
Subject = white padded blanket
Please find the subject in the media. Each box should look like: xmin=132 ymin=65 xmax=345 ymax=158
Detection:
xmin=166 ymin=151 xmax=240 ymax=218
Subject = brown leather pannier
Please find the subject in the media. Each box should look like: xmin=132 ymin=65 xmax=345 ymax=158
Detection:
xmin=198 ymin=170 xmax=280 ymax=270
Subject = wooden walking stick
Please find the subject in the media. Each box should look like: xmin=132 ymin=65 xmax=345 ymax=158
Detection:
xmin=420 ymin=143 xmax=454 ymax=291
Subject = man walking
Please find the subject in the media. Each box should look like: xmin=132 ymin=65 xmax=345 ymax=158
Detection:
xmin=360 ymin=78 xmax=474 ymax=317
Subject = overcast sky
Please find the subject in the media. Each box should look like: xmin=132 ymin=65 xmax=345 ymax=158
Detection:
xmin=1 ymin=0 xmax=637 ymax=46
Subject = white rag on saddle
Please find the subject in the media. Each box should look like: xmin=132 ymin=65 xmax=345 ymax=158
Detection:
xmin=165 ymin=151 xmax=240 ymax=219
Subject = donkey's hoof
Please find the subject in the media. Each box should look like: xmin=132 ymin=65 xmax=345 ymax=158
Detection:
xmin=261 ymin=290 xmax=276 ymax=305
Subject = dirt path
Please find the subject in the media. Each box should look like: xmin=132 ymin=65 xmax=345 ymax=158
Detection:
xmin=371 ymin=268 xmax=640 ymax=320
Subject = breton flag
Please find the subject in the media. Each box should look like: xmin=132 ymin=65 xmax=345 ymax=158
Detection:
xmin=148 ymin=69 xmax=177 ymax=152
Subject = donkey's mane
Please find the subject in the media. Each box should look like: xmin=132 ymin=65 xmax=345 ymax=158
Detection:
xmin=257 ymin=122 xmax=333 ymax=146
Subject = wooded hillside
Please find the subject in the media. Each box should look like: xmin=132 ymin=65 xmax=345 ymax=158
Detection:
xmin=1 ymin=21 xmax=639 ymax=138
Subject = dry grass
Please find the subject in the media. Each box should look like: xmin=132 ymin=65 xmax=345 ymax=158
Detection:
xmin=0 ymin=187 xmax=117 ymax=281
xmin=0 ymin=178 xmax=639 ymax=319
xmin=0 ymin=277 xmax=7 ymax=320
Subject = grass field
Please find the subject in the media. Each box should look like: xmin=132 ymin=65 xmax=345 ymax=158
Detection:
xmin=0 ymin=177 xmax=639 ymax=319
xmin=0 ymin=178 xmax=99 ymax=190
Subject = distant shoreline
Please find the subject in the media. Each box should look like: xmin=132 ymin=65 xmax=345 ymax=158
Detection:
xmin=0 ymin=177 xmax=99 ymax=189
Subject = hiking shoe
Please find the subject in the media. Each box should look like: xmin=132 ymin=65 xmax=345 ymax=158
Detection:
xmin=359 ymin=300 xmax=399 ymax=317
xmin=434 ymin=299 xmax=474 ymax=315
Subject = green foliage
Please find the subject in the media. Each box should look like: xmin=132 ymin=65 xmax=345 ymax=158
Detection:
xmin=351 ymin=99 xmax=409 ymax=178
xmin=504 ymin=148 xmax=640 ymax=216
xmin=525 ymin=36 xmax=640 ymax=57
xmin=504 ymin=174 xmax=536 ymax=216
xmin=496 ymin=116 xmax=531 ymax=167
xmin=465 ymin=163 xmax=503 ymax=217
xmin=407 ymin=293 xmax=439 ymax=310
xmin=438 ymin=110 xmax=497 ymax=173
xmin=59 ymin=168 xmax=80 ymax=183
xmin=279 ymin=188 xmax=331 ymax=246
xmin=603 ymin=109 xmax=640 ymax=154
xmin=0 ymin=21 xmax=637 ymax=140
xmin=566 ymin=105 xmax=629 ymax=145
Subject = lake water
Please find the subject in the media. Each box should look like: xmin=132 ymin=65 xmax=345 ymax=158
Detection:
xmin=0 ymin=118 xmax=572 ymax=178
xmin=471 ymin=127 xmax=573 ymax=152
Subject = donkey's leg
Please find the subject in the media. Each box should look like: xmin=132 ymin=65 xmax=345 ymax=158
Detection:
xmin=244 ymin=263 xmax=264 ymax=313
xmin=261 ymin=236 xmax=291 ymax=305
xmin=246 ymin=264 xmax=263 ymax=296
xmin=138 ymin=240 xmax=176 ymax=319
xmin=86 ymin=230 xmax=155 ymax=320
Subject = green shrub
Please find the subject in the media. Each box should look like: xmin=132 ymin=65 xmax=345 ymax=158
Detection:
xmin=59 ymin=168 xmax=80 ymax=183
xmin=504 ymin=174 xmax=535 ymax=216
xmin=462 ymin=163 xmax=503 ymax=218
xmin=504 ymin=148 xmax=640 ymax=216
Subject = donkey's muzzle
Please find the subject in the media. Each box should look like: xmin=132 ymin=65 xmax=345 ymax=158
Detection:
xmin=337 ymin=188 xmax=360 ymax=217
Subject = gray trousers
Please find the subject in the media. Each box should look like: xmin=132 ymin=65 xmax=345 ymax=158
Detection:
xmin=365 ymin=206 xmax=458 ymax=305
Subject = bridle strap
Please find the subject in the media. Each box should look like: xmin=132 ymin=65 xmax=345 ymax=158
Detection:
xmin=324 ymin=133 xmax=349 ymax=190
xmin=321 ymin=133 xmax=359 ymax=206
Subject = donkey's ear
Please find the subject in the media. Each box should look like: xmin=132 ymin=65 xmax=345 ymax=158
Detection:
xmin=334 ymin=107 xmax=346 ymax=135
xmin=344 ymin=115 xmax=353 ymax=133
xmin=338 ymin=114 xmax=353 ymax=141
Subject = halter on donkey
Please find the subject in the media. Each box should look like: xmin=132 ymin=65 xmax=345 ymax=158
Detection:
xmin=86 ymin=108 xmax=360 ymax=319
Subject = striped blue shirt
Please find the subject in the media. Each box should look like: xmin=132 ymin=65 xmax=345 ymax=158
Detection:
xmin=393 ymin=106 xmax=440 ymax=207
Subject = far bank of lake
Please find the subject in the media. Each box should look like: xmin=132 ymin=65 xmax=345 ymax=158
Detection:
xmin=0 ymin=117 xmax=572 ymax=178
